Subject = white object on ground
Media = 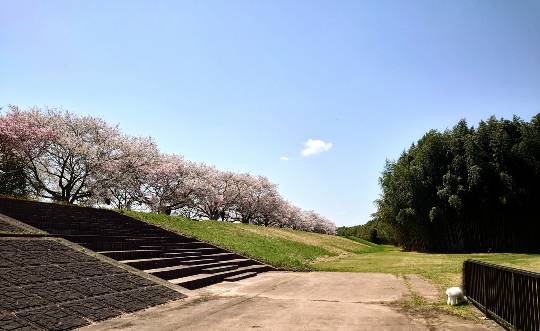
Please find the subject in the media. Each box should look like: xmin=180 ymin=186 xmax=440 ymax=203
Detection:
xmin=233 ymin=221 xmax=242 ymax=224
xmin=446 ymin=287 xmax=464 ymax=305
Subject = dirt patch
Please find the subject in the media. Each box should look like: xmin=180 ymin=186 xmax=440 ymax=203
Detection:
xmin=391 ymin=300 xmax=502 ymax=331
xmin=405 ymin=274 xmax=440 ymax=302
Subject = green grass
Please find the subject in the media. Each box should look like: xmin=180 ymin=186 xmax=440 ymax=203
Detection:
xmin=312 ymin=245 xmax=540 ymax=290
xmin=123 ymin=210 xmax=540 ymax=283
xmin=120 ymin=210 xmax=374 ymax=270
xmin=312 ymin=244 xmax=540 ymax=318
xmin=342 ymin=236 xmax=386 ymax=252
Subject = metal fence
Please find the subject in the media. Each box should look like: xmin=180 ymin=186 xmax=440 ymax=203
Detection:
xmin=463 ymin=259 xmax=540 ymax=330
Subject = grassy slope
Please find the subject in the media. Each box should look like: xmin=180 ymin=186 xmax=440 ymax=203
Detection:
xmin=123 ymin=211 xmax=540 ymax=279
xmin=121 ymin=211 xmax=375 ymax=270
xmin=122 ymin=210 xmax=540 ymax=316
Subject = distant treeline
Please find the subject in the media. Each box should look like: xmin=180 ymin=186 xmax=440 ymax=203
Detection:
xmin=372 ymin=114 xmax=540 ymax=253
xmin=336 ymin=220 xmax=395 ymax=245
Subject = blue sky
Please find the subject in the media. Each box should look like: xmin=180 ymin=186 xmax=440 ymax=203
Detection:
xmin=1 ymin=1 xmax=539 ymax=226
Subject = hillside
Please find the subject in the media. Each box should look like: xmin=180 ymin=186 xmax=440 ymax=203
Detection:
xmin=122 ymin=210 xmax=540 ymax=310
xmin=121 ymin=211 xmax=376 ymax=270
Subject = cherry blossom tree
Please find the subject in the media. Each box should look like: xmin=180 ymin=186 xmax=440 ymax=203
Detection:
xmin=295 ymin=210 xmax=336 ymax=234
xmin=278 ymin=201 xmax=304 ymax=229
xmin=28 ymin=108 xmax=125 ymax=203
xmin=234 ymin=174 xmax=279 ymax=224
xmin=189 ymin=166 xmax=242 ymax=221
xmin=138 ymin=154 xmax=197 ymax=214
xmin=0 ymin=107 xmax=44 ymax=195
xmin=1 ymin=105 xmax=338 ymax=234
xmin=311 ymin=213 xmax=336 ymax=235
xmin=0 ymin=106 xmax=54 ymax=164
xmin=100 ymin=136 xmax=159 ymax=209
xmin=251 ymin=191 xmax=284 ymax=227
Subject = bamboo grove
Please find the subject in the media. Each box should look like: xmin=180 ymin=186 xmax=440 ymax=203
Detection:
xmin=374 ymin=114 xmax=540 ymax=252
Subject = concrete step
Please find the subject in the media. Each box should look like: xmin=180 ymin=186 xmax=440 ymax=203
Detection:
xmin=138 ymin=243 xmax=212 ymax=250
xmin=121 ymin=256 xmax=215 ymax=269
xmin=106 ymin=249 xmax=225 ymax=260
xmin=140 ymin=242 xmax=216 ymax=250
xmin=117 ymin=249 xmax=219 ymax=261
xmin=145 ymin=259 xmax=249 ymax=273
xmin=160 ymin=251 xmax=238 ymax=259
xmin=146 ymin=259 xmax=253 ymax=280
xmin=170 ymin=265 xmax=271 ymax=289
xmin=161 ymin=252 xmax=242 ymax=263
xmin=78 ymin=240 xmax=201 ymax=251
xmin=166 ymin=249 xmax=214 ymax=254
xmin=62 ymin=235 xmax=177 ymax=241
xmin=201 ymin=264 xmax=238 ymax=274
xmin=224 ymin=271 xmax=258 ymax=282
xmin=167 ymin=247 xmax=223 ymax=253
xmin=99 ymin=249 xmax=164 ymax=260
xmin=163 ymin=258 xmax=232 ymax=266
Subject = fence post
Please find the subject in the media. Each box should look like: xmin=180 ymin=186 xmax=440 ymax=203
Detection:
xmin=483 ymin=265 xmax=488 ymax=317
xmin=462 ymin=261 xmax=467 ymax=297
xmin=511 ymin=272 xmax=516 ymax=330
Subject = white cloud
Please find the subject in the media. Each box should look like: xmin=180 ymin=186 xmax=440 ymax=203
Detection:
xmin=280 ymin=156 xmax=289 ymax=161
xmin=301 ymin=139 xmax=333 ymax=156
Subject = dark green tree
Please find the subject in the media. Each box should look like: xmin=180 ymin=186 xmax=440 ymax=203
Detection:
xmin=0 ymin=141 xmax=28 ymax=196
xmin=374 ymin=114 xmax=540 ymax=252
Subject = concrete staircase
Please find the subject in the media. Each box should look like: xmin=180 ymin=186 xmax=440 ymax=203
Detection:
xmin=0 ymin=198 xmax=273 ymax=289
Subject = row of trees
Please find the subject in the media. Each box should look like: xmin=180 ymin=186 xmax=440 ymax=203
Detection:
xmin=0 ymin=106 xmax=336 ymax=234
xmin=336 ymin=219 xmax=395 ymax=245
xmin=374 ymin=114 xmax=540 ymax=252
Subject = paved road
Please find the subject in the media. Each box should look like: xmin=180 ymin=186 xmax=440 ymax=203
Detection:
xmin=80 ymin=272 xmax=500 ymax=331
